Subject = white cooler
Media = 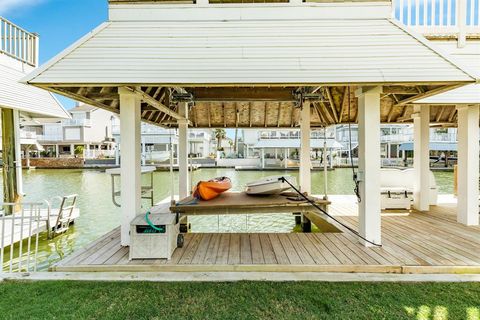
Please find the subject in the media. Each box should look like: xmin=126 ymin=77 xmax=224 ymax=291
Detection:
xmin=129 ymin=213 xmax=181 ymax=260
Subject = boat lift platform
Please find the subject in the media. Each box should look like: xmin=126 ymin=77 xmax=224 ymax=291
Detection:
xmin=170 ymin=192 xmax=330 ymax=216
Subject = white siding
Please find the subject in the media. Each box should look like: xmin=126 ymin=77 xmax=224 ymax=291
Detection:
xmin=0 ymin=57 xmax=70 ymax=118
xmin=24 ymin=5 xmax=474 ymax=86
xmin=415 ymin=41 xmax=480 ymax=104
xmin=64 ymin=127 xmax=82 ymax=141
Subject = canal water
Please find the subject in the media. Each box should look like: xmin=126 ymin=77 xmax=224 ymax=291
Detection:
xmin=6 ymin=168 xmax=454 ymax=270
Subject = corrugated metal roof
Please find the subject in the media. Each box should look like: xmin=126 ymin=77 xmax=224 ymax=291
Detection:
xmin=253 ymin=138 xmax=343 ymax=149
xmin=24 ymin=11 xmax=475 ymax=85
xmin=0 ymin=62 xmax=70 ymax=118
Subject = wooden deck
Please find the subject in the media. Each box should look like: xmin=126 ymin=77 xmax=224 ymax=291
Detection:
xmin=52 ymin=201 xmax=480 ymax=274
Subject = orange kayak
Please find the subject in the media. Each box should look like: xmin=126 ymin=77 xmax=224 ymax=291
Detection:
xmin=194 ymin=177 xmax=232 ymax=201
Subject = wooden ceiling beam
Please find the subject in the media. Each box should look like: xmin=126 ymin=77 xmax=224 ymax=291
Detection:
xmin=383 ymin=86 xmax=421 ymax=95
xmin=325 ymin=88 xmax=339 ymax=123
xmin=435 ymin=106 xmax=446 ymax=122
xmin=394 ymin=84 xmax=465 ymax=107
xmin=125 ymin=86 xmax=184 ymax=120
xmin=190 ymin=87 xmax=295 ymax=102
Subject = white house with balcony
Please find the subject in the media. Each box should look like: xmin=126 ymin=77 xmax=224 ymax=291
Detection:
xmin=0 ymin=16 xmax=69 ymax=199
xmin=112 ymin=117 xmax=178 ymax=164
xmin=243 ymin=129 xmax=343 ymax=168
xmin=21 ymin=103 xmax=116 ymax=159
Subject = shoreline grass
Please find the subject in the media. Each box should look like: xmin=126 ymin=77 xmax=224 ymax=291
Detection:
xmin=0 ymin=281 xmax=479 ymax=319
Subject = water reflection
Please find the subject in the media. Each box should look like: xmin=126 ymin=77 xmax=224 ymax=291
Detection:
xmin=0 ymin=168 xmax=453 ymax=270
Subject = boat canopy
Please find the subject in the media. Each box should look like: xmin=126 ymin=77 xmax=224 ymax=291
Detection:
xmin=22 ymin=2 xmax=477 ymax=128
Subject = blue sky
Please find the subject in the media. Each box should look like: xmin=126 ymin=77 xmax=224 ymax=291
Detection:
xmin=1 ymin=0 xmax=108 ymax=109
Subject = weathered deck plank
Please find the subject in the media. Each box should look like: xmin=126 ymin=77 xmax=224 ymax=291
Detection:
xmin=51 ymin=203 xmax=480 ymax=274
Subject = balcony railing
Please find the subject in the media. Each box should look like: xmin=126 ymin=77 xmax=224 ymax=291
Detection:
xmin=62 ymin=119 xmax=92 ymax=127
xmin=392 ymin=0 xmax=480 ymax=45
xmin=0 ymin=17 xmax=38 ymax=66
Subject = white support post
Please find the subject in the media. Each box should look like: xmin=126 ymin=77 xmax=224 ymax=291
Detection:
xmin=356 ymin=87 xmax=382 ymax=246
xmin=55 ymin=145 xmax=59 ymax=158
xmin=13 ymin=110 xmax=23 ymax=196
xmin=457 ymin=0 xmax=467 ymax=48
xmin=456 ymin=105 xmax=479 ymax=226
xmin=261 ymin=149 xmax=265 ymax=169
xmin=299 ymin=101 xmax=311 ymax=194
xmin=413 ymin=105 xmax=430 ymax=212
xmin=119 ymin=87 xmax=142 ymax=246
xmin=285 ymin=148 xmax=289 ymax=169
xmin=70 ymin=144 xmax=75 ymax=157
xmin=178 ymin=102 xmax=189 ymax=199
xmin=115 ymin=145 xmax=120 ymax=165
xmin=141 ymin=139 xmax=146 ymax=166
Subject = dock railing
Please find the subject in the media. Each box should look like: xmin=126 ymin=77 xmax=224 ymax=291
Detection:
xmin=0 ymin=202 xmax=46 ymax=273
xmin=0 ymin=16 xmax=38 ymax=66
xmin=392 ymin=0 xmax=480 ymax=46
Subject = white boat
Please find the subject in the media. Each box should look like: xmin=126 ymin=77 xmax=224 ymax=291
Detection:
xmin=245 ymin=175 xmax=297 ymax=195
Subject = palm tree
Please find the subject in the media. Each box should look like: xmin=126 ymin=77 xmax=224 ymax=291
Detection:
xmin=214 ymin=129 xmax=226 ymax=151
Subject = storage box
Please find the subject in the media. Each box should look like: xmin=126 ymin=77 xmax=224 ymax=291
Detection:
xmin=129 ymin=213 xmax=179 ymax=260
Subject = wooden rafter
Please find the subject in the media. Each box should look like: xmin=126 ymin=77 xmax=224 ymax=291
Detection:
xmin=276 ymin=102 xmax=281 ymax=127
xmin=435 ymin=106 xmax=446 ymax=122
xmin=394 ymin=84 xmax=465 ymax=107
xmin=223 ymin=103 xmax=227 ymax=127
xmin=125 ymin=86 xmax=184 ymax=120
xmin=264 ymin=102 xmax=268 ymax=127
xmin=325 ymin=88 xmax=339 ymax=123
xmin=448 ymin=108 xmax=457 ymax=122
xmin=249 ymin=102 xmax=253 ymax=128
xmin=47 ymin=87 xmax=119 ymax=114
xmin=338 ymin=88 xmax=348 ymax=123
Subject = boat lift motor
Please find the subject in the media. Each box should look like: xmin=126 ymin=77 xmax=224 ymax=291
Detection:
xmin=130 ymin=212 xmax=183 ymax=260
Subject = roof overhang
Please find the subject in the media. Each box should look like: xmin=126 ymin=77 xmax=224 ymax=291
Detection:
xmin=22 ymin=2 xmax=477 ymax=128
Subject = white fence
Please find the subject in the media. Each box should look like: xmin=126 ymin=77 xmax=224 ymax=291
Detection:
xmin=0 ymin=17 xmax=38 ymax=66
xmin=0 ymin=202 xmax=43 ymax=273
xmin=392 ymin=0 xmax=480 ymax=44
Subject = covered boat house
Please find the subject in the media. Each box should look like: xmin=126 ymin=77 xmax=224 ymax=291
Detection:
xmin=22 ymin=0 xmax=480 ymax=273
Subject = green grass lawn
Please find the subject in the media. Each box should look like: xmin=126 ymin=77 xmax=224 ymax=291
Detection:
xmin=0 ymin=281 xmax=479 ymax=319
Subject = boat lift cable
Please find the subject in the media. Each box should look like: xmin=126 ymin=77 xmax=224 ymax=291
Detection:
xmin=347 ymin=87 xmax=361 ymax=203
xmin=278 ymin=176 xmax=382 ymax=247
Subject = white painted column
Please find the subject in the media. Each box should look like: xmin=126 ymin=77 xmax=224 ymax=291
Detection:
xmin=456 ymin=105 xmax=479 ymax=225
xmin=115 ymin=145 xmax=120 ymax=166
xmin=55 ymin=145 xmax=59 ymax=158
xmin=178 ymin=102 xmax=189 ymax=199
xmin=141 ymin=138 xmax=146 ymax=166
xmin=299 ymin=101 xmax=311 ymax=194
xmin=285 ymin=148 xmax=289 ymax=169
xmin=261 ymin=149 xmax=265 ymax=169
xmin=119 ymin=87 xmax=142 ymax=246
xmin=13 ymin=110 xmax=23 ymax=196
xmin=412 ymin=105 xmax=430 ymax=212
xmin=70 ymin=144 xmax=75 ymax=156
xmin=356 ymin=87 xmax=382 ymax=246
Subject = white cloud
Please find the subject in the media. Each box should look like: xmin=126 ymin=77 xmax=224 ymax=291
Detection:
xmin=0 ymin=0 xmax=45 ymax=15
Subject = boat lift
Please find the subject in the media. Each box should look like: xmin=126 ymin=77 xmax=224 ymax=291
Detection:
xmin=106 ymin=166 xmax=156 ymax=207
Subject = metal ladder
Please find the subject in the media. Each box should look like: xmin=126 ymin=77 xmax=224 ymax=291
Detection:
xmin=48 ymin=195 xmax=77 ymax=238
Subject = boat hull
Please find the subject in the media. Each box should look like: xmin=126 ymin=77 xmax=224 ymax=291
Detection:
xmin=245 ymin=175 xmax=296 ymax=195
xmin=194 ymin=177 xmax=232 ymax=201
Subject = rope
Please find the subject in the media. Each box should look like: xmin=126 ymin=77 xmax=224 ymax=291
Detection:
xmin=279 ymin=176 xmax=382 ymax=247
xmin=347 ymin=87 xmax=361 ymax=203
